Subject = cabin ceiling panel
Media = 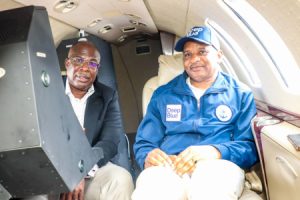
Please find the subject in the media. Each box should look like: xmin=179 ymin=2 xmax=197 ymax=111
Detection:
xmin=144 ymin=0 xmax=189 ymax=36
xmin=14 ymin=0 xmax=158 ymax=43
xmin=248 ymin=0 xmax=300 ymax=68
xmin=49 ymin=18 xmax=78 ymax=47
xmin=1 ymin=0 xmax=77 ymax=46
xmin=186 ymin=0 xmax=221 ymax=31
xmin=0 ymin=0 xmax=22 ymax=11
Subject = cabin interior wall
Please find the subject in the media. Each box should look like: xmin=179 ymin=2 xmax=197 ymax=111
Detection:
xmin=111 ymin=37 xmax=163 ymax=136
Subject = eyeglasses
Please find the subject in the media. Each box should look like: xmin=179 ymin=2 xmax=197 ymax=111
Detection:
xmin=69 ymin=56 xmax=100 ymax=70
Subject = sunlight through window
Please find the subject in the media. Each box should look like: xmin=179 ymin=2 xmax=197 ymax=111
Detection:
xmin=206 ymin=19 xmax=261 ymax=87
xmin=221 ymin=0 xmax=300 ymax=93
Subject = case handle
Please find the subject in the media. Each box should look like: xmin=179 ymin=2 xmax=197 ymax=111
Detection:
xmin=276 ymin=156 xmax=298 ymax=178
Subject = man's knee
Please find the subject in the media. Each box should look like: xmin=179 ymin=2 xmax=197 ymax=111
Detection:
xmin=132 ymin=166 xmax=186 ymax=200
xmin=113 ymin=165 xmax=134 ymax=185
xmin=191 ymin=159 xmax=244 ymax=183
xmin=189 ymin=159 xmax=245 ymax=200
xmin=85 ymin=163 xmax=134 ymax=200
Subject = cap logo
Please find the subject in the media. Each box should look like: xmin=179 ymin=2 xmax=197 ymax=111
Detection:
xmin=187 ymin=27 xmax=204 ymax=37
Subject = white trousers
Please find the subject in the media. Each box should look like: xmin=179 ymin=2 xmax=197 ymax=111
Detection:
xmin=132 ymin=159 xmax=245 ymax=200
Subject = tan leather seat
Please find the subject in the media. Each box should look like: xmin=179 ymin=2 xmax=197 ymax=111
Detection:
xmin=142 ymin=54 xmax=184 ymax=115
xmin=142 ymin=54 xmax=264 ymax=200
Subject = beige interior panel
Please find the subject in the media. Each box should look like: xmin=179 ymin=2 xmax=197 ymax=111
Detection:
xmin=14 ymin=0 xmax=158 ymax=43
xmin=144 ymin=0 xmax=189 ymax=36
xmin=49 ymin=18 xmax=78 ymax=47
xmin=0 ymin=0 xmax=22 ymax=11
xmin=112 ymin=38 xmax=162 ymax=134
xmin=261 ymin=122 xmax=300 ymax=200
xmin=111 ymin=45 xmax=140 ymax=134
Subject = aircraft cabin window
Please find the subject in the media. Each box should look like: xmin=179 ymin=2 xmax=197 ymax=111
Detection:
xmin=221 ymin=0 xmax=300 ymax=93
xmin=206 ymin=20 xmax=261 ymax=87
xmin=220 ymin=56 xmax=239 ymax=81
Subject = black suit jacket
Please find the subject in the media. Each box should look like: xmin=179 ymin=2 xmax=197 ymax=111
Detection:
xmin=83 ymin=81 xmax=123 ymax=167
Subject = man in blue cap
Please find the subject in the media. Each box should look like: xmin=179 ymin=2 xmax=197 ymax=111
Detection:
xmin=132 ymin=26 xmax=258 ymax=200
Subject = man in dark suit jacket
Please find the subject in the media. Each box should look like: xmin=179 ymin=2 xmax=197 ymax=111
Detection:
xmin=60 ymin=41 xmax=134 ymax=200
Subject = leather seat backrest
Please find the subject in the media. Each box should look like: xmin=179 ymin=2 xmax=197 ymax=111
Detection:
xmin=142 ymin=54 xmax=184 ymax=115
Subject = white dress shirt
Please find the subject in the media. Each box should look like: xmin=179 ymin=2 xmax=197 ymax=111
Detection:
xmin=65 ymin=79 xmax=95 ymax=129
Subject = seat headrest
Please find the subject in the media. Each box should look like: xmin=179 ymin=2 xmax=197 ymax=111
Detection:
xmin=157 ymin=54 xmax=184 ymax=86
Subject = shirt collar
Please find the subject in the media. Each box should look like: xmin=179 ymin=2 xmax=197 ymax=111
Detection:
xmin=65 ymin=78 xmax=95 ymax=99
xmin=173 ymin=71 xmax=227 ymax=95
xmin=186 ymin=77 xmax=205 ymax=92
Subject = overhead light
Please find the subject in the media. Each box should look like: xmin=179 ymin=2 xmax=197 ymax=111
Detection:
xmin=129 ymin=19 xmax=138 ymax=25
xmin=129 ymin=20 xmax=147 ymax=27
xmin=87 ymin=18 xmax=102 ymax=28
xmin=138 ymin=22 xmax=147 ymax=27
xmin=121 ymin=26 xmax=136 ymax=33
xmin=98 ymin=25 xmax=113 ymax=34
xmin=118 ymin=35 xmax=127 ymax=42
xmin=53 ymin=0 xmax=78 ymax=13
xmin=124 ymin=13 xmax=141 ymax=20
xmin=119 ymin=0 xmax=131 ymax=2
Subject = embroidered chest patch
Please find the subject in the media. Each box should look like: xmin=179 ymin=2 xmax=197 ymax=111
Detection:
xmin=215 ymin=104 xmax=232 ymax=122
xmin=166 ymin=104 xmax=182 ymax=121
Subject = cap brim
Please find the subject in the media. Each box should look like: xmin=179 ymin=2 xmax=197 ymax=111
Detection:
xmin=174 ymin=37 xmax=211 ymax=52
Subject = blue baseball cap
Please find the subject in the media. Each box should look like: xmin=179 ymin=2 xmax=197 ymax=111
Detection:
xmin=175 ymin=26 xmax=220 ymax=52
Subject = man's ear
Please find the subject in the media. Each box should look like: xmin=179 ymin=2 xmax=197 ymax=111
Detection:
xmin=217 ymin=50 xmax=223 ymax=64
xmin=217 ymin=49 xmax=223 ymax=58
xmin=65 ymin=58 xmax=70 ymax=69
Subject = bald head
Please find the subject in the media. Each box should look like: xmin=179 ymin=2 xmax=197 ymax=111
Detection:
xmin=68 ymin=41 xmax=100 ymax=61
